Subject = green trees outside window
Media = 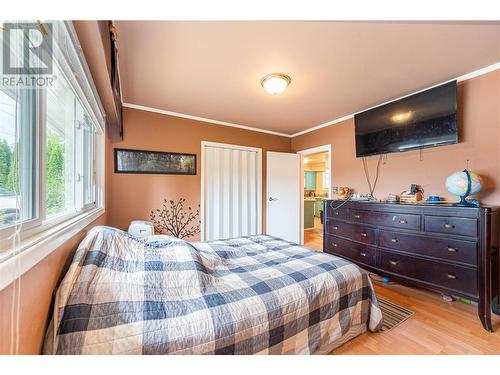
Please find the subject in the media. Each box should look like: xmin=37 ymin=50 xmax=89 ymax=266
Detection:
xmin=45 ymin=132 xmax=65 ymax=215
xmin=0 ymin=140 xmax=13 ymax=194
xmin=0 ymin=135 xmax=65 ymax=215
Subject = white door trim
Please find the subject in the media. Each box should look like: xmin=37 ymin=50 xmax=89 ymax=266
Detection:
xmin=296 ymin=144 xmax=332 ymax=245
xmin=200 ymin=141 xmax=263 ymax=241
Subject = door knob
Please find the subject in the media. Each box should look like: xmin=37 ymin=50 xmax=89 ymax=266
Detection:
xmin=269 ymin=197 xmax=278 ymax=202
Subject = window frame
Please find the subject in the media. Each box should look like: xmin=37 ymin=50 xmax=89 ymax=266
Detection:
xmin=323 ymin=170 xmax=330 ymax=190
xmin=0 ymin=72 xmax=101 ymax=251
xmin=0 ymin=21 xmax=106 ymax=281
xmin=0 ymin=86 xmax=42 ymax=240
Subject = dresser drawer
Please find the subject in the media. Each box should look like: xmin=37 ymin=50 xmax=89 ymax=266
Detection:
xmin=379 ymin=250 xmax=477 ymax=296
xmin=379 ymin=230 xmax=477 ymax=266
xmin=325 ymin=205 xmax=348 ymax=220
xmin=349 ymin=209 xmax=421 ymax=231
xmin=325 ymin=220 xmax=377 ymax=245
xmin=424 ymin=216 xmax=478 ymax=237
xmin=325 ymin=235 xmax=377 ymax=267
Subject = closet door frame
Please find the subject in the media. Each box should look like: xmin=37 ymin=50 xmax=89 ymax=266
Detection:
xmin=200 ymin=141 xmax=262 ymax=241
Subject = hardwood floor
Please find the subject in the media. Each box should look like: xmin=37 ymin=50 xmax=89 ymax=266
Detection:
xmin=304 ymin=217 xmax=323 ymax=250
xmin=303 ymin=215 xmax=500 ymax=354
xmin=333 ymin=282 xmax=500 ymax=354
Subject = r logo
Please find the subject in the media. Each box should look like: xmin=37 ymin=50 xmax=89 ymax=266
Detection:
xmin=2 ymin=22 xmax=53 ymax=75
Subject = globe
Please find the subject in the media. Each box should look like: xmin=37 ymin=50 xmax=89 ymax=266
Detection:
xmin=445 ymin=170 xmax=483 ymax=206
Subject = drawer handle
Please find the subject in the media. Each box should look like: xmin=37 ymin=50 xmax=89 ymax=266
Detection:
xmin=354 ymin=214 xmax=361 ymax=219
xmin=360 ymin=252 xmax=367 ymax=257
xmin=389 ymin=260 xmax=399 ymax=266
xmin=334 ymin=212 xmax=339 ymax=215
xmin=443 ymin=223 xmax=455 ymax=229
xmin=332 ymin=242 xmax=338 ymax=247
xmin=447 ymin=273 xmax=457 ymax=280
xmin=447 ymin=247 xmax=458 ymax=252
xmin=391 ymin=238 xmax=398 ymax=243
xmin=333 ymin=226 xmax=338 ymax=230
xmin=399 ymin=219 xmax=407 ymax=224
xmin=360 ymin=232 xmax=367 ymax=237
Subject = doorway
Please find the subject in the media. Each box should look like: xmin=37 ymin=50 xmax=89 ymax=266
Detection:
xmin=297 ymin=145 xmax=331 ymax=250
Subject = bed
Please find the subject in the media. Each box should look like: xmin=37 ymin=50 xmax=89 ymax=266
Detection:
xmin=43 ymin=226 xmax=383 ymax=354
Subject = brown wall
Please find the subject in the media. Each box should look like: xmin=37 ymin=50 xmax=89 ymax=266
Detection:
xmin=292 ymin=70 xmax=500 ymax=204
xmin=107 ymin=108 xmax=292 ymax=237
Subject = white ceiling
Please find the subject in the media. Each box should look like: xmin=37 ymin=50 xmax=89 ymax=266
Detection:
xmin=116 ymin=21 xmax=500 ymax=136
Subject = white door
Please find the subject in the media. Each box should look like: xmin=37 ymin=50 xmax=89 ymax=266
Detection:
xmin=201 ymin=142 xmax=262 ymax=241
xmin=266 ymin=152 xmax=300 ymax=243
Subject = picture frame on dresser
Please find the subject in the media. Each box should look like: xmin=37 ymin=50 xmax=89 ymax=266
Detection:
xmin=323 ymin=200 xmax=499 ymax=331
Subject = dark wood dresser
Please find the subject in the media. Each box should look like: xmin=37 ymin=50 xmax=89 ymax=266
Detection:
xmin=323 ymin=200 xmax=499 ymax=331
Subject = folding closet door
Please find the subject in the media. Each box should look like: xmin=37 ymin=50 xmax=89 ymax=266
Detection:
xmin=202 ymin=142 xmax=262 ymax=241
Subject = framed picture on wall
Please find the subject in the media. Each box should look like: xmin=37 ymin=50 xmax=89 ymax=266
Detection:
xmin=114 ymin=148 xmax=197 ymax=175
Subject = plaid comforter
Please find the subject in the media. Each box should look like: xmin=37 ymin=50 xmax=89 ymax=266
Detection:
xmin=43 ymin=226 xmax=382 ymax=354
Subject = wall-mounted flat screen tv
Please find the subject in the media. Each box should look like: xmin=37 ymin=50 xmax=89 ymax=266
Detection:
xmin=354 ymin=81 xmax=458 ymax=157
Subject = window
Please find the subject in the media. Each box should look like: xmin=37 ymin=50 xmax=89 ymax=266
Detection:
xmin=0 ymin=86 xmax=37 ymax=230
xmin=0 ymin=87 xmax=19 ymax=229
xmin=46 ymin=62 xmax=76 ymax=217
xmin=82 ymin=113 xmax=95 ymax=206
xmin=75 ymin=100 xmax=96 ymax=209
xmin=0 ymin=21 xmax=105 ymax=257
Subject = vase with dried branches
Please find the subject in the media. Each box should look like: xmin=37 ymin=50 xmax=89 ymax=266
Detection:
xmin=150 ymin=198 xmax=200 ymax=239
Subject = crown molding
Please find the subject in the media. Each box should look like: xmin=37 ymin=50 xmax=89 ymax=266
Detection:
xmin=122 ymin=103 xmax=292 ymax=138
xmin=124 ymin=61 xmax=500 ymax=140
xmin=291 ymin=114 xmax=354 ymax=137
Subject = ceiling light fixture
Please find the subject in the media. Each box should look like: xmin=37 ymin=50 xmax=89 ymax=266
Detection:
xmin=261 ymin=73 xmax=291 ymax=95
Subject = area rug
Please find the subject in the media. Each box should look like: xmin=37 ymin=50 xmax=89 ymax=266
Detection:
xmin=378 ymin=297 xmax=414 ymax=332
